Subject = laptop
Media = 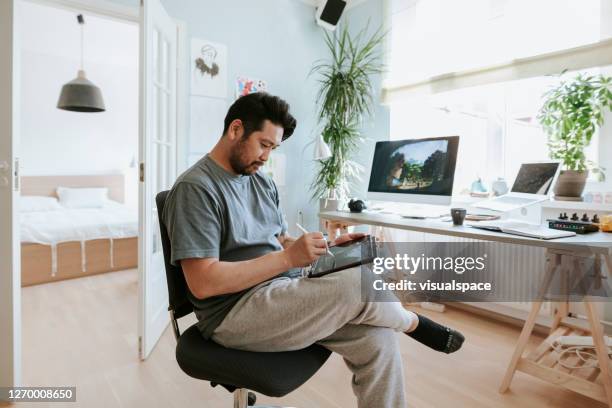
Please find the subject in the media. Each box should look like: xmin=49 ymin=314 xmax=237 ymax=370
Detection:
xmin=474 ymin=161 xmax=560 ymax=212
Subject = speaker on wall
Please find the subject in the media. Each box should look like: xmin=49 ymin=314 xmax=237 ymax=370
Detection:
xmin=315 ymin=0 xmax=347 ymax=31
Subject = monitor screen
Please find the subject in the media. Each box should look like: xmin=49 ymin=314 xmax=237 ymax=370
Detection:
xmin=368 ymin=136 xmax=459 ymax=197
xmin=511 ymin=162 xmax=559 ymax=195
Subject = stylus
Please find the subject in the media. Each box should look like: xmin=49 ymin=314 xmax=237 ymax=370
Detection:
xmin=296 ymin=223 xmax=334 ymax=257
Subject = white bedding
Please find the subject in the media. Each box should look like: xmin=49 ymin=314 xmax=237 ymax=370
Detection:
xmin=20 ymin=201 xmax=138 ymax=245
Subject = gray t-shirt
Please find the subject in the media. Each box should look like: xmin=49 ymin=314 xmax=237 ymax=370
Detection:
xmin=162 ymin=154 xmax=293 ymax=339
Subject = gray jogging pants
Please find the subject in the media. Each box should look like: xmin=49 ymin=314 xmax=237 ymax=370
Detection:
xmin=211 ymin=267 xmax=417 ymax=408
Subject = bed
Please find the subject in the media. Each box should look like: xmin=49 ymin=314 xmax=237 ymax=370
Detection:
xmin=20 ymin=175 xmax=138 ymax=286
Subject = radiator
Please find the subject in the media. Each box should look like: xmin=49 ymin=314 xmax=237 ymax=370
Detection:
xmin=379 ymin=227 xmax=554 ymax=317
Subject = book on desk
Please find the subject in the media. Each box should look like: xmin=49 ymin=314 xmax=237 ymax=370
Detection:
xmin=467 ymin=219 xmax=576 ymax=240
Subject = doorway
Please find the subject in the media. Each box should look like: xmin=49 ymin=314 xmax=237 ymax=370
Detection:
xmin=1 ymin=0 xmax=186 ymax=391
xmin=17 ymin=0 xmax=141 ymax=389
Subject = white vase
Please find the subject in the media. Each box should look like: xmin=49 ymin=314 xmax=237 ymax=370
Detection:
xmin=319 ymin=198 xmax=341 ymax=212
xmin=491 ymin=178 xmax=508 ymax=196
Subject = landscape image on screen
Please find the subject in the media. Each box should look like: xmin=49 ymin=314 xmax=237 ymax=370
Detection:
xmin=368 ymin=138 xmax=457 ymax=196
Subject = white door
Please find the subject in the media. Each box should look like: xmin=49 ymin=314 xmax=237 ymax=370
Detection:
xmin=138 ymin=0 xmax=178 ymax=359
xmin=1 ymin=0 xmax=21 ymax=389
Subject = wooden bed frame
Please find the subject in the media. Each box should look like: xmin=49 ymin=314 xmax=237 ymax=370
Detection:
xmin=20 ymin=175 xmax=138 ymax=287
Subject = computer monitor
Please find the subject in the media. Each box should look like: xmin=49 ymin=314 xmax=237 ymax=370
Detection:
xmin=367 ymin=136 xmax=459 ymax=205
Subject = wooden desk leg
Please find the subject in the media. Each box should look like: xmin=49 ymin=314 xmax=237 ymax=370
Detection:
xmin=584 ymin=299 xmax=612 ymax=406
xmin=324 ymin=220 xmax=350 ymax=241
xmin=499 ymin=253 xmax=560 ymax=393
xmin=340 ymin=224 xmax=349 ymax=235
xmin=582 ymin=254 xmax=612 ymax=406
xmin=325 ymin=220 xmax=337 ymax=241
xmin=551 ymin=301 xmax=569 ymax=334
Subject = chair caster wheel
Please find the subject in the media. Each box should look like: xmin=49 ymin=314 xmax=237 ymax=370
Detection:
xmin=248 ymin=392 xmax=256 ymax=406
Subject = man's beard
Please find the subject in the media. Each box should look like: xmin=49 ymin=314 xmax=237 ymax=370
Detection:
xmin=229 ymin=141 xmax=264 ymax=176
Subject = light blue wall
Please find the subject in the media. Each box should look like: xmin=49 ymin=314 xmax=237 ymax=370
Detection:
xmin=343 ymin=0 xmax=390 ymax=200
xmin=110 ymin=0 xmax=389 ymax=233
xmin=162 ymin=0 xmax=331 ymax=234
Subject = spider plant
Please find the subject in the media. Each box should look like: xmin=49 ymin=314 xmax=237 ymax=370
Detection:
xmin=310 ymin=23 xmax=386 ymax=202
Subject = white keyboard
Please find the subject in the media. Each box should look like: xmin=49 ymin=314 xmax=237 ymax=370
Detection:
xmin=375 ymin=204 xmax=450 ymax=219
xmin=397 ymin=206 xmax=450 ymax=218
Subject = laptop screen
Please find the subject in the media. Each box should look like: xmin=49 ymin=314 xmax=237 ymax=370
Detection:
xmin=511 ymin=162 xmax=559 ymax=195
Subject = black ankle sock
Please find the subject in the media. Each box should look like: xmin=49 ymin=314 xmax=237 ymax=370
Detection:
xmin=407 ymin=314 xmax=465 ymax=354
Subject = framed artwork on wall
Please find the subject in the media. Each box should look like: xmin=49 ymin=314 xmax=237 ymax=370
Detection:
xmin=191 ymin=38 xmax=227 ymax=98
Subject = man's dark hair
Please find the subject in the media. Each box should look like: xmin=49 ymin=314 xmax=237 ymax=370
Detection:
xmin=222 ymin=92 xmax=297 ymax=141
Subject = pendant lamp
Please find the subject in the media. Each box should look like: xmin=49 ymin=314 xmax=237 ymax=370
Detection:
xmin=57 ymin=14 xmax=105 ymax=112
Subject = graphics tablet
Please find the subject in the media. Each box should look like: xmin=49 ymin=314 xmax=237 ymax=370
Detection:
xmin=308 ymin=235 xmax=377 ymax=278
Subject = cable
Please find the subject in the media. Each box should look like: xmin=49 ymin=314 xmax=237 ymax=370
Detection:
xmin=548 ymin=339 xmax=603 ymax=370
xmin=77 ymin=14 xmax=85 ymax=71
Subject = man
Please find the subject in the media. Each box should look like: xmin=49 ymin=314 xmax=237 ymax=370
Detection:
xmin=163 ymin=93 xmax=464 ymax=407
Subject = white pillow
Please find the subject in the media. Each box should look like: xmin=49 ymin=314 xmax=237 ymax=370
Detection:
xmin=20 ymin=196 xmax=62 ymax=212
xmin=56 ymin=187 xmax=109 ymax=208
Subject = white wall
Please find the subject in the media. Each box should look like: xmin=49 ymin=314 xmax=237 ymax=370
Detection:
xmin=18 ymin=1 xmax=138 ymax=205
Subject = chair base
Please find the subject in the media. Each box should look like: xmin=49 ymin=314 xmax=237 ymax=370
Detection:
xmin=233 ymin=389 xmax=295 ymax=408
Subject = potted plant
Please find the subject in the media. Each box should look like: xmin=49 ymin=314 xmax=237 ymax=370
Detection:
xmin=310 ymin=23 xmax=385 ymax=210
xmin=538 ymin=73 xmax=611 ymax=200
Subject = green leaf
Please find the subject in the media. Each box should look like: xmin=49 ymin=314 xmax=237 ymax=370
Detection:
xmin=538 ymin=73 xmax=611 ymax=172
xmin=310 ymin=22 xmax=386 ymax=201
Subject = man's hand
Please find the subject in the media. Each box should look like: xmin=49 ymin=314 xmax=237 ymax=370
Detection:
xmin=330 ymin=232 xmax=367 ymax=247
xmin=277 ymin=234 xmax=296 ymax=249
xmin=284 ymin=232 xmax=328 ymax=268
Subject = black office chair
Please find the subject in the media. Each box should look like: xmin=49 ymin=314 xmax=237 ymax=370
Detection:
xmin=156 ymin=190 xmax=332 ymax=407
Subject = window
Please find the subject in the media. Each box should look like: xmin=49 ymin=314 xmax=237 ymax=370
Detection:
xmin=390 ymin=68 xmax=605 ymax=193
xmin=387 ymin=0 xmax=612 ymax=193
xmin=388 ymin=0 xmax=610 ymax=87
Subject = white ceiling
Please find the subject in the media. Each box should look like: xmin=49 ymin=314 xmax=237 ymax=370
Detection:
xmin=18 ymin=0 xmax=367 ymax=67
xmin=18 ymin=0 xmax=138 ymax=68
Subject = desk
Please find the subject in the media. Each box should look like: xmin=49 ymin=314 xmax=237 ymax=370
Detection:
xmin=320 ymin=210 xmax=612 ymax=405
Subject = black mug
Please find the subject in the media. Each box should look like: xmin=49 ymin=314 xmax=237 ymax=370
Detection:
xmin=451 ymin=208 xmax=467 ymax=226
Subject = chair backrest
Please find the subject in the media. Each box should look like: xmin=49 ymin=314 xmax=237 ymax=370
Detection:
xmin=156 ymin=190 xmax=194 ymax=321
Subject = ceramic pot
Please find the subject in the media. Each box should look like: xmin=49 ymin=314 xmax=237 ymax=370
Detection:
xmin=553 ymin=170 xmax=588 ymax=200
xmin=319 ymin=198 xmax=341 ymax=212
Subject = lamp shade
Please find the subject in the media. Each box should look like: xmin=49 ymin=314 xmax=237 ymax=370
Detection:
xmin=57 ymin=70 xmax=105 ymax=112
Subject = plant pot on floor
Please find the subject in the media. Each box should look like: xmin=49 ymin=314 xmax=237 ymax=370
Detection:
xmin=553 ymin=170 xmax=588 ymax=201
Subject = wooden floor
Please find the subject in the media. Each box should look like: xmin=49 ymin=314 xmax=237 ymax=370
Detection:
xmin=16 ymin=268 xmax=604 ymax=408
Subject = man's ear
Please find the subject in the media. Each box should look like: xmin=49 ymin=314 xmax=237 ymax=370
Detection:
xmin=227 ymin=119 xmax=244 ymax=142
